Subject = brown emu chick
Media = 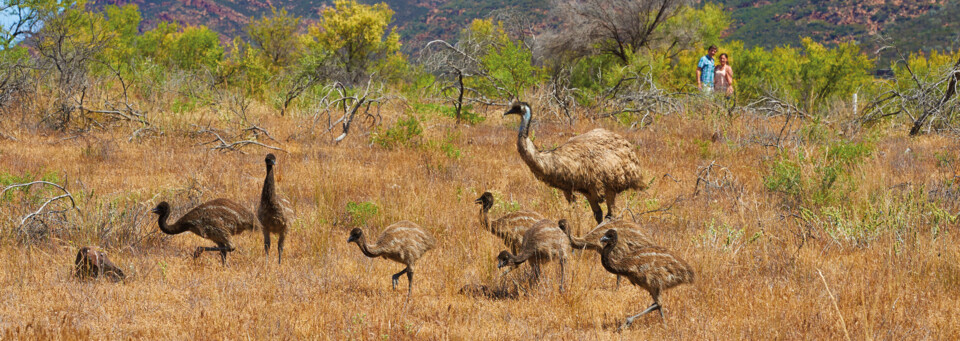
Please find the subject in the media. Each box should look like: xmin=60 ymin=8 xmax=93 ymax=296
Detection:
xmin=258 ymin=153 xmax=288 ymax=264
xmin=496 ymin=219 xmax=571 ymax=293
xmin=74 ymin=247 xmax=125 ymax=282
xmin=599 ymin=229 xmax=694 ymax=331
xmin=151 ymin=199 xmax=259 ymax=265
xmin=559 ymin=219 xmax=656 ymax=288
xmin=347 ymin=221 xmax=437 ymax=297
xmin=504 ymin=102 xmax=647 ymax=224
xmin=475 ymin=191 xmax=544 ymax=254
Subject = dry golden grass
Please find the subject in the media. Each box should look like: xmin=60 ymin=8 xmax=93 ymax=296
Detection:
xmin=1 ymin=101 xmax=959 ymax=339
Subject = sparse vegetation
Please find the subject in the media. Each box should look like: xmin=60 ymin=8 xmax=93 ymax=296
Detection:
xmin=1 ymin=0 xmax=959 ymax=338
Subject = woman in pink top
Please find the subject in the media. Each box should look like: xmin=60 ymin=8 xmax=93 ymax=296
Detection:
xmin=714 ymin=53 xmax=734 ymax=96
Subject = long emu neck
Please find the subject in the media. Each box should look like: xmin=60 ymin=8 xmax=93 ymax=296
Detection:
xmin=156 ymin=210 xmax=188 ymax=235
xmin=261 ymin=163 xmax=276 ymax=203
xmin=507 ymin=250 xmax=531 ymax=266
xmin=352 ymin=233 xmax=382 ymax=258
xmin=564 ymin=228 xmax=591 ymax=250
xmin=516 ymin=106 xmax=548 ymax=177
xmin=478 ymin=204 xmax=491 ymax=233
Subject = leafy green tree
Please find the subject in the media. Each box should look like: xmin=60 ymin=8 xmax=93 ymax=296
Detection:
xmin=463 ymin=18 xmax=543 ymax=100
xmin=246 ymin=7 xmax=301 ymax=70
xmin=305 ymin=0 xmax=401 ymax=83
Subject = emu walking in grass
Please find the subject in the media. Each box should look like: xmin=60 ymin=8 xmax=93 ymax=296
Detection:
xmin=599 ymin=229 xmax=694 ymax=331
xmin=475 ymin=191 xmax=544 ymax=254
xmin=503 ymin=101 xmax=647 ymax=225
xmin=258 ymin=153 xmax=288 ymax=264
xmin=496 ymin=219 xmax=571 ymax=293
xmin=347 ymin=221 xmax=436 ymax=297
xmin=559 ymin=219 xmax=655 ymax=289
xmin=151 ymin=199 xmax=259 ymax=265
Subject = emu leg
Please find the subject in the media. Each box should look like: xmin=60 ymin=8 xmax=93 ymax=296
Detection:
xmin=194 ymin=243 xmax=234 ymax=266
xmin=558 ymin=257 xmax=566 ymax=293
xmin=616 ymin=275 xmax=622 ymax=290
xmin=587 ymin=194 xmax=604 ymax=224
xmin=618 ymin=291 xmax=662 ymax=332
xmin=392 ymin=267 xmax=409 ymax=290
xmin=604 ymin=189 xmax=618 ymax=220
xmin=263 ymin=230 xmax=271 ymax=261
xmin=406 ymin=268 xmax=414 ymax=297
xmin=277 ymin=231 xmax=286 ymax=265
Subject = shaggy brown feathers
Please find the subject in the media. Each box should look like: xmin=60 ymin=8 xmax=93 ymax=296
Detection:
xmin=74 ymin=246 xmax=125 ymax=282
xmin=151 ymin=199 xmax=259 ymax=265
xmin=258 ymin=153 xmax=288 ymax=264
xmin=347 ymin=221 xmax=437 ymax=296
xmin=504 ymin=102 xmax=647 ymax=224
xmin=599 ymin=229 xmax=694 ymax=330
xmin=496 ymin=219 xmax=571 ymax=293
xmin=559 ymin=218 xmax=656 ymax=288
xmin=475 ymin=191 xmax=545 ymax=254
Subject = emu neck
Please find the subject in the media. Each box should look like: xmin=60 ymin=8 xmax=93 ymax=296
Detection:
xmin=478 ymin=205 xmax=491 ymax=233
xmin=565 ymin=230 xmax=591 ymax=250
xmin=156 ymin=211 xmax=188 ymax=235
xmin=509 ymin=251 xmax=531 ymax=266
xmin=516 ymin=109 xmax=547 ymax=177
xmin=261 ymin=164 xmax=276 ymax=203
xmin=353 ymin=234 xmax=382 ymax=258
xmin=600 ymin=239 xmax=619 ymax=272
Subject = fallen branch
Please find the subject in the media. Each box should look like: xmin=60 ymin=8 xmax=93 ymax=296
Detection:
xmin=197 ymin=129 xmax=286 ymax=154
xmin=1 ymin=181 xmax=80 ymax=226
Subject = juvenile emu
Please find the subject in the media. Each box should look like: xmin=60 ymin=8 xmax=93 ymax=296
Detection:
xmin=347 ymin=221 xmax=437 ymax=297
xmin=496 ymin=219 xmax=571 ymax=293
xmin=74 ymin=246 xmax=125 ymax=282
xmin=503 ymin=101 xmax=647 ymax=224
xmin=258 ymin=153 xmax=288 ymax=264
xmin=475 ymin=191 xmax=544 ymax=254
xmin=599 ymin=229 xmax=694 ymax=330
xmin=558 ymin=219 xmax=655 ymax=288
xmin=151 ymin=199 xmax=259 ymax=265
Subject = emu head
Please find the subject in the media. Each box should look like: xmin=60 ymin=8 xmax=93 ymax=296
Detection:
xmin=503 ymin=101 xmax=529 ymax=117
xmin=496 ymin=251 xmax=513 ymax=268
xmin=265 ymin=153 xmax=277 ymax=166
xmin=150 ymin=202 xmax=171 ymax=216
xmin=557 ymin=219 xmax=570 ymax=234
xmin=347 ymin=228 xmax=363 ymax=243
xmin=599 ymin=229 xmax=619 ymax=246
xmin=474 ymin=192 xmax=494 ymax=210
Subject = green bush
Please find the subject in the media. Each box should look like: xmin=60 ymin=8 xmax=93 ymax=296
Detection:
xmin=371 ymin=115 xmax=422 ymax=148
xmin=345 ymin=201 xmax=379 ymax=226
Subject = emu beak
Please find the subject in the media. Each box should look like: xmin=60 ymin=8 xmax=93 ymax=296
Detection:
xmin=150 ymin=207 xmax=159 ymax=214
xmin=266 ymin=159 xmax=276 ymax=166
xmin=347 ymin=235 xmax=357 ymax=243
xmin=599 ymin=236 xmax=610 ymax=243
xmin=503 ymin=107 xmax=522 ymax=116
xmin=497 ymin=259 xmax=508 ymax=268
xmin=474 ymin=197 xmax=483 ymax=204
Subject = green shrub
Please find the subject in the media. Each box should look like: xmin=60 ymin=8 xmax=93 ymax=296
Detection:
xmin=345 ymin=201 xmax=379 ymax=225
xmin=371 ymin=115 xmax=422 ymax=148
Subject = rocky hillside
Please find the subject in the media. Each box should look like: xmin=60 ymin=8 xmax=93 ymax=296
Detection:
xmin=86 ymin=0 xmax=958 ymax=54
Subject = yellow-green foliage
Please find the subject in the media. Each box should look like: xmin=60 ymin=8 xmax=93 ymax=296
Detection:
xmin=305 ymin=0 xmax=402 ymax=80
xmin=246 ymin=7 xmax=302 ymax=70
xmin=461 ymin=18 xmax=543 ymax=99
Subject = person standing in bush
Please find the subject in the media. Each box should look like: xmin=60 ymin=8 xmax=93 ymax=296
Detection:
xmin=696 ymin=45 xmax=718 ymax=93
xmin=714 ymin=53 xmax=734 ymax=97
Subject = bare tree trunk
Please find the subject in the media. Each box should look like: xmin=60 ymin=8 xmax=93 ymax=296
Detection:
xmin=910 ymin=55 xmax=960 ymax=136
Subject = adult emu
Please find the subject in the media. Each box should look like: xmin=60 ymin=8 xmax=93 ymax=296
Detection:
xmin=151 ymin=199 xmax=259 ymax=265
xmin=503 ymin=101 xmax=647 ymax=224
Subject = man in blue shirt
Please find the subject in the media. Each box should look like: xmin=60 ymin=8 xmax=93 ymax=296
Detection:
xmin=697 ymin=45 xmax=718 ymax=93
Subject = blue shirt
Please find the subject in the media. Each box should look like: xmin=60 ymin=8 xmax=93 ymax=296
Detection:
xmin=698 ymin=55 xmax=715 ymax=86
